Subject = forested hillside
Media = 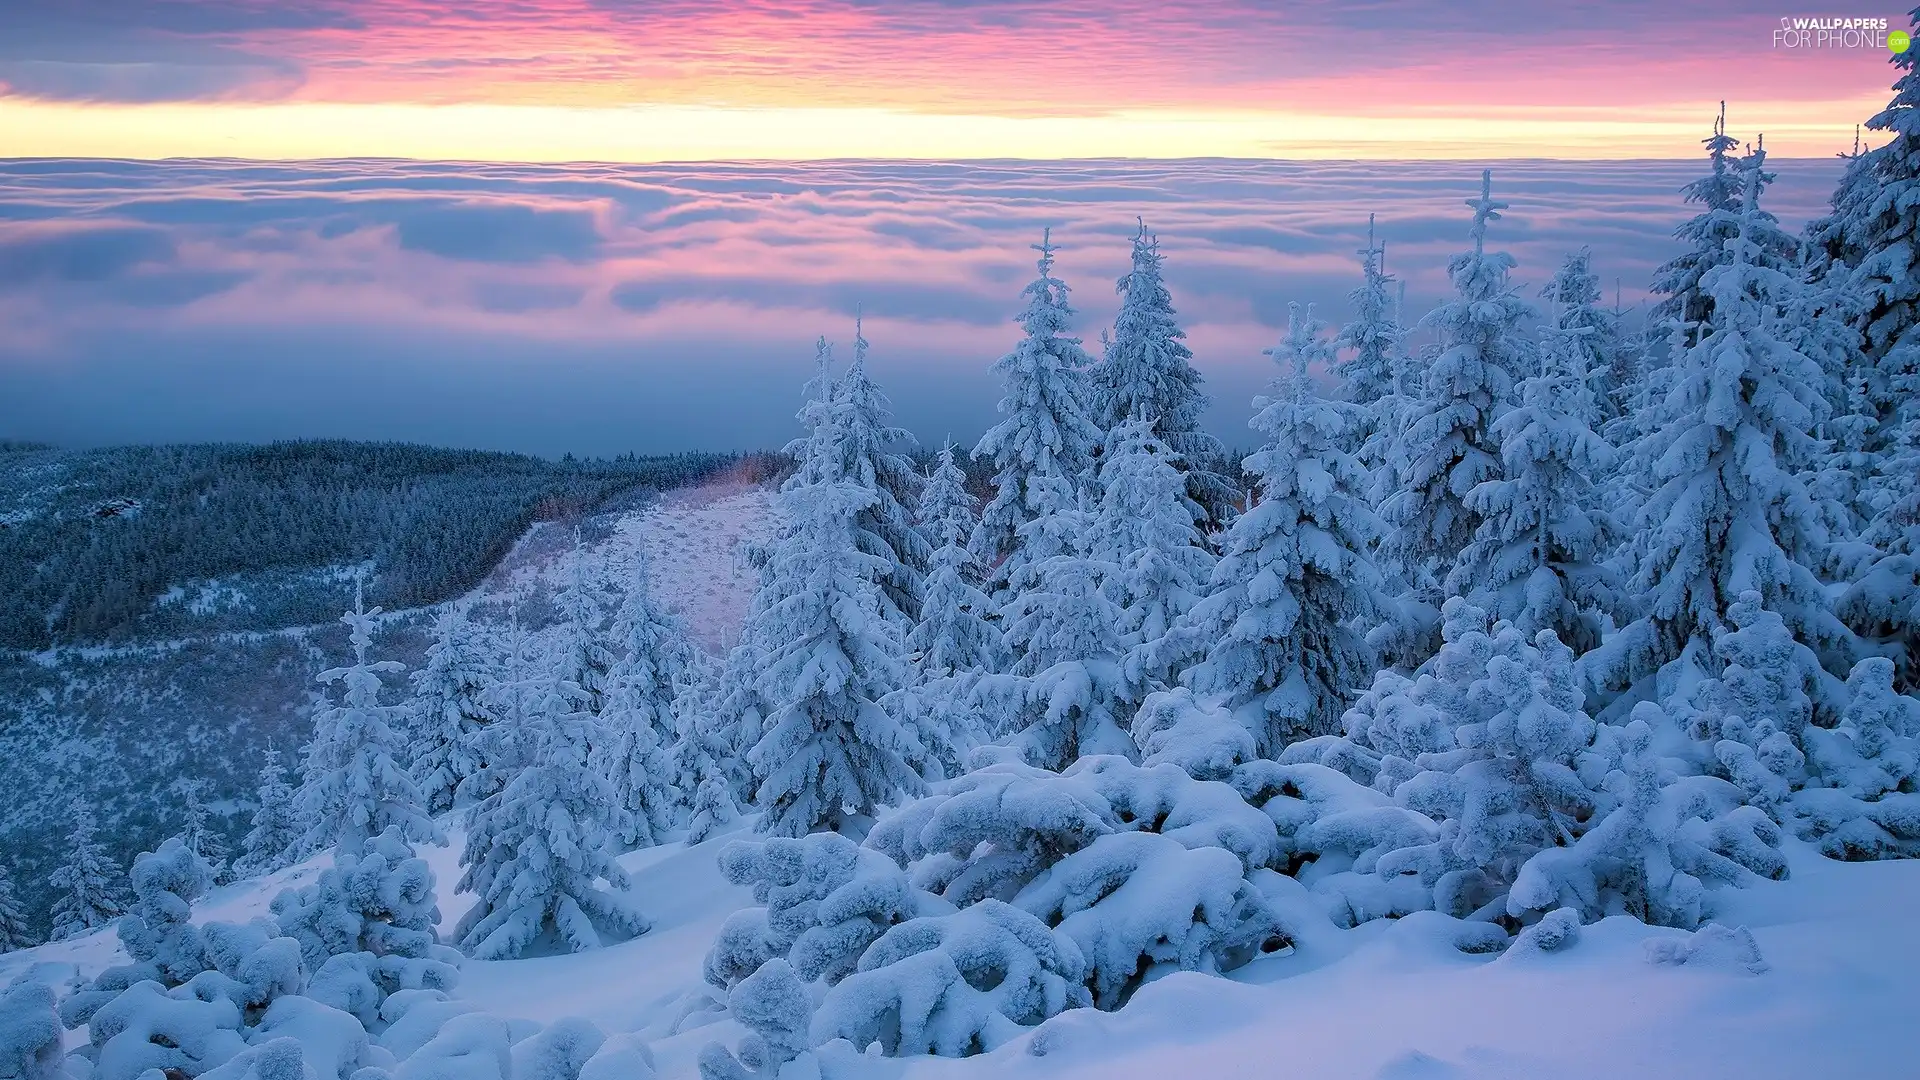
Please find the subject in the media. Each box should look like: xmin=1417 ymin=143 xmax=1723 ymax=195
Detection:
xmin=0 ymin=440 xmax=733 ymax=649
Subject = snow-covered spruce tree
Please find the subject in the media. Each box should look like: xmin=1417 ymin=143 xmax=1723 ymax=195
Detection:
xmin=697 ymin=346 xmax=844 ymax=810
xmin=408 ymin=602 xmax=497 ymax=815
xmin=0 ymin=863 xmax=33 ymax=952
xmin=297 ymin=579 xmax=441 ymax=859
xmin=1651 ymin=104 xmax=1798 ymax=352
xmin=554 ymin=539 xmax=615 ymax=718
xmin=1378 ymin=170 xmax=1533 ymax=661
xmin=746 ymin=455 xmax=924 ymax=836
xmin=1647 ymin=592 xmax=1919 ymax=861
xmin=971 ymin=229 xmax=1103 ymax=597
xmin=235 ymin=747 xmax=300 ymax=879
xmin=1334 ymin=216 xmax=1413 ymax=481
xmin=1446 ymin=317 xmax=1626 ymax=655
xmin=1089 ymin=220 xmax=1233 ymax=526
xmin=1334 ymin=215 xmax=1405 ymax=415
xmin=906 ymin=443 xmax=1002 ymax=678
xmin=890 ymin=443 xmax=1002 ymax=781
xmin=1538 ymin=248 xmax=1621 ymax=427
xmin=94 ymin=838 xmax=214 ymax=992
xmin=672 ymin=649 xmax=750 ymax=814
xmin=1270 ymin=601 xmax=1787 ymax=932
xmin=48 ymin=802 xmax=122 ymax=941
xmin=823 ymin=313 xmax=930 ymax=624
xmin=1819 ymin=26 xmax=1920 ymax=482
xmin=1781 ymin=243 xmax=1879 ymax=566
xmin=456 ymin=667 xmax=648 ymax=959
xmin=1591 ymin=146 xmax=1849 ymax=703
xmin=1841 ymin=390 xmax=1920 ymax=689
xmin=686 ymin=775 xmax=742 ymax=845
xmin=176 ymin=781 xmax=233 ymax=886
xmin=1094 ymin=419 xmax=1214 ymax=703
xmin=1160 ymin=306 xmax=1384 ymax=754
xmin=465 ymin=598 xmax=538 ymax=805
xmin=986 ymin=473 xmax=1134 ymax=769
xmin=602 ymin=550 xmax=690 ymax=848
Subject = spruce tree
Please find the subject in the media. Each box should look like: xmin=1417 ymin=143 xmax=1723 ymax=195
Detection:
xmin=1089 ymin=220 xmax=1233 ymax=526
xmin=747 ymin=428 xmax=922 ymax=836
xmin=409 ymin=602 xmax=497 ymax=815
xmin=48 ymin=803 xmax=122 ymax=941
xmin=1166 ymin=304 xmax=1385 ymax=753
xmin=1826 ymin=25 xmax=1920 ymax=504
xmin=1093 ymin=419 xmax=1214 ymax=700
xmin=994 ymin=473 xmax=1134 ymax=768
xmin=1380 ymin=170 xmax=1533 ymax=619
xmin=827 ymin=313 xmax=930 ymax=624
xmin=1539 ymin=248 xmax=1621 ymax=427
xmin=972 ymin=229 xmax=1103 ymax=596
xmin=554 ymin=538 xmax=615 ymax=717
xmin=175 ymin=780 xmax=231 ymax=886
xmin=905 ymin=443 xmax=1002 ymax=678
xmin=1335 ymin=215 xmax=1409 ymax=472
xmin=1448 ymin=317 xmax=1626 ymax=655
xmin=0 ymin=864 xmax=33 ymax=952
xmin=603 ymin=551 xmax=689 ymax=848
xmin=465 ymin=599 xmax=537 ymax=805
xmin=235 ymin=746 xmax=300 ymax=878
xmin=297 ymin=578 xmax=441 ymax=858
xmin=1596 ymin=146 xmax=1848 ymax=697
xmin=456 ymin=666 xmax=648 ymax=959
xmin=1650 ymin=104 xmax=1797 ymax=351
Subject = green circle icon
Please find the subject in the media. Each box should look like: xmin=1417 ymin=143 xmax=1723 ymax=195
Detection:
xmin=1893 ymin=30 xmax=1912 ymax=53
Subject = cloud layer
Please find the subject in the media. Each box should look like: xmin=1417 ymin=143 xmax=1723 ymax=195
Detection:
xmin=0 ymin=156 xmax=1847 ymax=456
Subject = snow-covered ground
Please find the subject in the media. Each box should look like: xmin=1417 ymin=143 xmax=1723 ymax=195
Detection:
xmin=475 ymin=480 xmax=780 ymax=654
xmin=7 ymin=824 xmax=1915 ymax=1080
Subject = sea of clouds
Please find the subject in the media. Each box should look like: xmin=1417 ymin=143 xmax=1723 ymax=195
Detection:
xmin=0 ymin=156 xmax=1845 ymax=456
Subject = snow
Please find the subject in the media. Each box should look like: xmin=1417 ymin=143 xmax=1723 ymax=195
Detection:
xmin=8 ymin=817 xmax=1915 ymax=1080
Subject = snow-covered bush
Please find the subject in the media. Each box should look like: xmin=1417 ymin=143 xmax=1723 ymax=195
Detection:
xmin=814 ymin=901 xmax=1087 ymax=1057
xmin=864 ymin=758 xmax=1285 ymax=1009
xmin=1236 ymin=600 xmax=1793 ymax=934
xmin=0 ymin=979 xmax=63 ymax=1080
xmin=696 ymin=959 xmax=813 ymax=1080
xmin=272 ymin=827 xmax=460 ymax=1025
xmin=705 ymin=832 xmax=922 ymax=990
xmin=1130 ymin=688 xmax=1258 ymax=782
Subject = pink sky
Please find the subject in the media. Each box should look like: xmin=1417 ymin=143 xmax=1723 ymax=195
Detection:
xmin=0 ymin=1 xmax=1907 ymax=158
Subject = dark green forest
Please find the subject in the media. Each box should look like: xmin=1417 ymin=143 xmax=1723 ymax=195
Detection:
xmin=0 ymin=439 xmax=735 ymax=649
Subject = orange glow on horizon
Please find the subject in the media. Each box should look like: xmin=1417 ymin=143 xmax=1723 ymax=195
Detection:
xmin=0 ymin=96 xmax=1892 ymax=162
